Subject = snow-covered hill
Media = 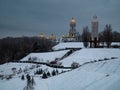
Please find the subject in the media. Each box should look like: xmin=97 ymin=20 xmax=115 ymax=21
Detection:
xmin=0 ymin=50 xmax=69 ymax=76
xmin=53 ymin=42 xmax=120 ymax=50
xmin=52 ymin=42 xmax=85 ymax=50
xmin=21 ymin=50 xmax=69 ymax=62
xmin=62 ymin=48 xmax=120 ymax=67
xmin=0 ymin=48 xmax=120 ymax=90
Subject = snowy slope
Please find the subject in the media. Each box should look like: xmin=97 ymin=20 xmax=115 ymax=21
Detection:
xmin=0 ymin=48 xmax=120 ymax=90
xmin=45 ymin=59 xmax=120 ymax=90
xmin=0 ymin=78 xmax=25 ymax=90
xmin=111 ymin=42 xmax=120 ymax=46
xmin=53 ymin=42 xmax=120 ymax=50
xmin=21 ymin=50 xmax=69 ymax=62
xmin=0 ymin=50 xmax=69 ymax=76
xmin=100 ymin=42 xmax=120 ymax=46
xmin=62 ymin=48 xmax=120 ymax=67
xmin=1 ymin=58 xmax=120 ymax=90
xmin=52 ymin=42 xmax=85 ymax=50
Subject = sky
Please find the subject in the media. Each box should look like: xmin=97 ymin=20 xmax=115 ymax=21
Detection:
xmin=0 ymin=0 xmax=120 ymax=38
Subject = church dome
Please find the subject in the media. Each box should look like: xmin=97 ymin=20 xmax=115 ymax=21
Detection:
xmin=70 ymin=17 xmax=76 ymax=24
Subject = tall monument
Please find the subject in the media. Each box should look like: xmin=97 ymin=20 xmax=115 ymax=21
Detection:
xmin=90 ymin=15 xmax=99 ymax=47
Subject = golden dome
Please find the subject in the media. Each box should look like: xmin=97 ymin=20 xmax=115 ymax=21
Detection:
xmin=70 ymin=17 xmax=76 ymax=24
xmin=50 ymin=34 xmax=56 ymax=40
xmin=40 ymin=32 xmax=44 ymax=38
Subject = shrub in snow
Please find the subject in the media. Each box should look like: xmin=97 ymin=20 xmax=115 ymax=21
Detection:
xmin=111 ymin=57 xmax=118 ymax=59
xmin=34 ymin=69 xmax=43 ymax=75
xmin=42 ymin=72 xmax=47 ymax=79
xmin=52 ymin=70 xmax=56 ymax=76
xmin=50 ymin=61 xmax=57 ymax=65
xmin=28 ymin=57 xmax=32 ymax=61
xmin=32 ymin=57 xmax=37 ymax=61
xmin=21 ymin=74 xmax=25 ymax=80
xmin=47 ymin=71 xmax=51 ymax=77
xmin=106 ymin=74 xmax=110 ymax=77
xmin=104 ymin=58 xmax=110 ymax=60
xmin=38 ymin=68 xmax=43 ymax=75
xmin=17 ymin=68 xmax=22 ymax=74
xmin=71 ymin=62 xmax=79 ymax=69
xmin=55 ymin=58 xmax=60 ymax=61
xmin=94 ymin=60 xmax=97 ymax=62
xmin=36 ymin=64 xmax=41 ymax=68
xmin=98 ymin=59 xmax=103 ymax=61
xmin=90 ymin=61 xmax=94 ymax=63
xmin=24 ymin=66 xmax=30 ymax=74
xmin=11 ymin=67 xmax=17 ymax=74
xmin=26 ymin=74 xmax=31 ymax=82
xmin=28 ymin=56 xmax=38 ymax=62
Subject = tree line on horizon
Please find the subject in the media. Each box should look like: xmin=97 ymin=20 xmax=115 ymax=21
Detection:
xmin=82 ymin=24 xmax=120 ymax=48
xmin=0 ymin=36 xmax=56 ymax=64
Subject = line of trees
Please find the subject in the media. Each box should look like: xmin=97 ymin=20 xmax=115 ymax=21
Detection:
xmin=99 ymin=24 xmax=113 ymax=48
xmin=82 ymin=24 xmax=120 ymax=48
xmin=82 ymin=26 xmax=90 ymax=48
xmin=0 ymin=36 xmax=56 ymax=64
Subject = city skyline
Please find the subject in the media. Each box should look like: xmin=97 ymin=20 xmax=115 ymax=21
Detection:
xmin=0 ymin=0 xmax=120 ymax=38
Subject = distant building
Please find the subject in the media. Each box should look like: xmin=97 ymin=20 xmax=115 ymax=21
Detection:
xmin=90 ymin=15 xmax=99 ymax=48
xmin=39 ymin=33 xmax=57 ymax=42
xmin=49 ymin=34 xmax=57 ymax=42
xmin=39 ymin=32 xmax=44 ymax=39
xmin=62 ymin=17 xmax=80 ymax=42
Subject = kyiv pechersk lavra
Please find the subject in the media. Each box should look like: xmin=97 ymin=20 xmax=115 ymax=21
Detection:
xmin=62 ymin=17 xmax=80 ymax=42
xmin=39 ymin=16 xmax=99 ymax=47
xmin=39 ymin=32 xmax=57 ymax=42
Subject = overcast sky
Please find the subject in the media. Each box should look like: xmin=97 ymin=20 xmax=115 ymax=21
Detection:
xmin=0 ymin=0 xmax=120 ymax=38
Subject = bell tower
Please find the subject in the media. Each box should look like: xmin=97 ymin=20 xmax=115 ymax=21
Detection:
xmin=90 ymin=15 xmax=99 ymax=47
xmin=61 ymin=17 xmax=80 ymax=42
xmin=69 ymin=17 xmax=76 ymax=37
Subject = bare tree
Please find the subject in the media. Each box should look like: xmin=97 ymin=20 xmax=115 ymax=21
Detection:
xmin=82 ymin=26 xmax=90 ymax=48
xmin=23 ymin=74 xmax=35 ymax=90
xmin=103 ymin=24 xmax=113 ymax=48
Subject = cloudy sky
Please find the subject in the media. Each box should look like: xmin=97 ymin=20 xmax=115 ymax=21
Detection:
xmin=0 ymin=0 xmax=120 ymax=38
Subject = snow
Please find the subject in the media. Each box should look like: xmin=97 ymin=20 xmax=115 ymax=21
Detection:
xmin=0 ymin=78 xmax=25 ymax=90
xmin=53 ymin=42 xmax=120 ymax=50
xmin=61 ymin=48 xmax=120 ymax=67
xmin=99 ymin=42 xmax=120 ymax=46
xmin=0 ymin=48 xmax=120 ymax=90
xmin=21 ymin=50 xmax=69 ymax=62
xmin=52 ymin=42 xmax=85 ymax=50
xmin=0 ymin=50 xmax=69 ymax=76
xmin=111 ymin=42 xmax=120 ymax=46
